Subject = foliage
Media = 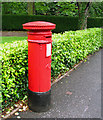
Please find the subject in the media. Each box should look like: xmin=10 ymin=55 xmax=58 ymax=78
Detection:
xmin=35 ymin=2 xmax=52 ymax=15
xmin=77 ymin=2 xmax=91 ymax=30
xmin=1 ymin=40 xmax=28 ymax=110
xmin=2 ymin=2 xmax=77 ymax=16
xmin=2 ymin=2 xmax=27 ymax=15
xmin=2 ymin=2 xmax=103 ymax=17
xmin=2 ymin=15 xmax=103 ymax=33
xmin=1 ymin=28 xmax=102 ymax=110
xmin=2 ymin=2 xmax=102 ymax=30
xmin=2 ymin=15 xmax=78 ymax=32
xmin=35 ymin=2 xmax=78 ymax=16
xmin=56 ymin=2 xmax=78 ymax=16
xmin=87 ymin=17 xmax=103 ymax=28
xmin=51 ymin=28 xmax=101 ymax=77
xmin=77 ymin=2 xmax=103 ymax=29
xmin=89 ymin=2 xmax=103 ymax=17
xmin=27 ymin=2 xmax=34 ymax=15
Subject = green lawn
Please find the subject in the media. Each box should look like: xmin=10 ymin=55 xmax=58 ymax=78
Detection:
xmin=1 ymin=36 xmax=27 ymax=44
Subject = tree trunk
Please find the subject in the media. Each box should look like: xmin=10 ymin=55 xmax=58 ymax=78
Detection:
xmin=27 ymin=2 xmax=35 ymax=15
xmin=2 ymin=3 xmax=8 ymax=14
xmin=77 ymin=2 xmax=91 ymax=30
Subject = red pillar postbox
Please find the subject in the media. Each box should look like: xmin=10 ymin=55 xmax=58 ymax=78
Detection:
xmin=23 ymin=21 xmax=56 ymax=112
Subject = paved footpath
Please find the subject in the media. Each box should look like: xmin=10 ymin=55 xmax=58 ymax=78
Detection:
xmin=11 ymin=49 xmax=102 ymax=119
xmin=1 ymin=31 xmax=27 ymax=37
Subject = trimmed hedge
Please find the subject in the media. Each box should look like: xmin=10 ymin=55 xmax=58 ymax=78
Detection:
xmin=1 ymin=28 xmax=102 ymax=110
xmin=2 ymin=15 xmax=103 ymax=33
xmin=2 ymin=15 xmax=78 ymax=33
xmin=88 ymin=17 xmax=103 ymax=28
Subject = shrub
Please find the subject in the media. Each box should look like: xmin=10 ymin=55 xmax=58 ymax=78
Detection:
xmin=87 ymin=17 xmax=103 ymax=28
xmin=2 ymin=15 xmax=103 ymax=33
xmin=2 ymin=15 xmax=78 ymax=33
xmin=1 ymin=41 xmax=28 ymax=110
xmin=1 ymin=28 xmax=102 ymax=110
xmin=51 ymin=28 xmax=101 ymax=77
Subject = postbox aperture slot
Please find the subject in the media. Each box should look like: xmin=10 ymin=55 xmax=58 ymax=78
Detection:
xmin=45 ymin=36 xmax=51 ymax=38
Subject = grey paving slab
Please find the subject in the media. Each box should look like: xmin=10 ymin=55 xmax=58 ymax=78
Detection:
xmin=11 ymin=49 xmax=102 ymax=119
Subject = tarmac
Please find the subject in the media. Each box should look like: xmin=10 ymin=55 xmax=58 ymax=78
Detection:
xmin=10 ymin=49 xmax=102 ymax=119
xmin=1 ymin=31 xmax=27 ymax=37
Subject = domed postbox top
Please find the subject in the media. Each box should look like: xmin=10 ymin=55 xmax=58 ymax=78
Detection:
xmin=23 ymin=21 xmax=56 ymax=30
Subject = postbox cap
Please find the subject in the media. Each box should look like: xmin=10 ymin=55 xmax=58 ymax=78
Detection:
xmin=23 ymin=21 xmax=56 ymax=30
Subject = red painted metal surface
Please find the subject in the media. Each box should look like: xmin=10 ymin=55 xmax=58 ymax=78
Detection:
xmin=23 ymin=21 xmax=55 ymax=92
xmin=23 ymin=21 xmax=55 ymax=30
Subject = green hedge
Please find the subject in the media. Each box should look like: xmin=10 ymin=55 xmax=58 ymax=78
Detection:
xmin=88 ymin=17 xmax=103 ymax=28
xmin=2 ymin=15 xmax=78 ymax=33
xmin=2 ymin=15 xmax=103 ymax=33
xmin=1 ymin=28 xmax=101 ymax=111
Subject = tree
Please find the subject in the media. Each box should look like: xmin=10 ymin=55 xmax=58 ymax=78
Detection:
xmin=2 ymin=2 xmax=27 ymax=15
xmin=35 ymin=2 xmax=50 ymax=15
xmin=89 ymin=2 xmax=103 ymax=17
xmin=27 ymin=2 xmax=35 ymax=15
xmin=56 ymin=2 xmax=78 ymax=16
xmin=3 ymin=2 xmax=102 ymax=30
xmin=77 ymin=2 xmax=92 ymax=30
xmin=35 ymin=2 xmax=77 ymax=16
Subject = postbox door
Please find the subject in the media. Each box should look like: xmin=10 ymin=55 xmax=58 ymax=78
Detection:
xmin=39 ymin=43 xmax=51 ymax=92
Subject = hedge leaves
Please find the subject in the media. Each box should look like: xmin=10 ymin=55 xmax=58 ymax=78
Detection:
xmin=1 ymin=28 xmax=101 ymax=110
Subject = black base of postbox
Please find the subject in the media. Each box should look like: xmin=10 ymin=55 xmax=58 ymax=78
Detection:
xmin=28 ymin=89 xmax=51 ymax=112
